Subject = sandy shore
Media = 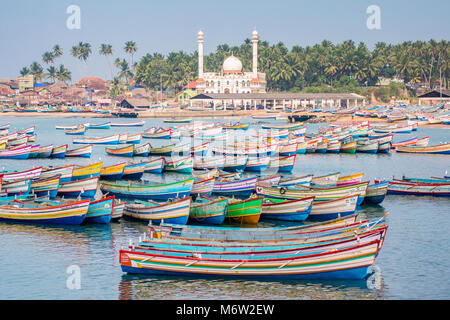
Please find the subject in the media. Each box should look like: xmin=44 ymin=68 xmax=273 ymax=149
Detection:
xmin=1 ymin=110 xmax=448 ymax=129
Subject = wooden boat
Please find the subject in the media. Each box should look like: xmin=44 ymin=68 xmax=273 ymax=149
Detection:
xmin=71 ymin=162 xmax=103 ymax=181
xmin=18 ymin=126 xmax=35 ymax=135
xmin=1 ymin=178 xmax=31 ymax=195
xmin=326 ymin=141 xmax=341 ymax=153
xmin=261 ymin=197 xmax=314 ymax=221
xmin=110 ymin=120 xmax=146 ymax=127
xmin=261 ymin=123 xmax=304 ymax=131
xmin=311 ymin=172 xmax=340 ymax=186
xmin=106 ymin=145 xmax=134 ymax=157
xmin=191 ymin=142 xmax=209 ymax=157
xmin=279 ymin=174 xmax=313 ymax=187
xmin=191 ymin=177 xmax=215 ymax=198
xmin=112 ymin=199 xmax=125 ymax=220
xmin=374 ymin=124 xmax=413 ymax=134
xmin=212 ymin=177 xmax=258 ymax=197
xmin=85 ymin=196 xmax=114 ymax=224
xmin=144 ymin=158 xmax=165 ymax=174
xmin=143 ymin=127 xmax=173 ymax=139
xmin=100 ymin=178 xmax=194 ymax=201
xmin=395 ymin=143 xmax=450 ymax=154
xmin=124 ymin=197 xmax=191 ymax=224
xmin=124 ymin=133 xmax=142 ymax=144
xmin=274 ymin=154 xmax=296 ymax=173
xmin=222 ymin=122 xmax=249 ymax=130
xmin=189 ymin=197 xmax=228 ymax=225
xmin=226 ymin=196 xmax=264 ymax=224
xmin=340 ymin=141 xmax=357 ymax=154
xmin=0 ymin=199 xmax=90 ymax=225
xmin=73 ymin=134 xmax=120 ymax=145
xmin=413 ymin=137 xmax=430 ymax=147
xmin=337 ymin=173 xmax=364 ymax=186
xmin=309 ymin=194 xmax=359 ymax=220
xmin=66 ymin=144 xmax=93 ymax=158
xmin=163 ymin=118 xmax=192 ymax=123
xmin=356 ymin=140 xmax=378 ymax=153
xmin=192 ymin=168 xmax=220 ymax=180
xmin=1 ymin=167 xmax=42 ymax=182
xmin=55 ymin=123 xmax=90 ymax=130
xmin=163 ymin=156 xmax=193 ymax=174
xmin=381 ymin=179 xmax=450 ymax=196
xmin=100 ymin=162 xmax=126 ymax=181
xmin=51 ymin=144 xmax=67 ymax=158
xmin=123 ymin=162 xmax=146 ymax=180
xmin=377 ymin=142 xmax=391 ymax=153
xmin=315 ymin=142 xmax=328 ymax=153
xmin=0 ymin=145 xmax=31 ymax=159
xmin=193 ymin=157 xmax=225 ymax=170
xmin=87 ymin=122 xmax=111 ymax=129
xmin=244 ymin=156 xmax=270 ymax=172
xmin=133 ymin=143 xmax=151 ymax=157
xmin=41 ymin=165 xmax=74 ymax=183
xmin=222 ymin=156 xmax=248 ymax=172
xmin=37 ymin=144 xmax=54 ymax=158
xmin=64 ymin=126 xmax=86 ymax=135
xmin=257 ymin=175 xmax=282 ymax=187
xmin=363 ymin=181 xmax=389 ymax=204
xmin=28 ymin=144 xmax=40 ymax=158
xmin=149 ymin=143 xmax=187 ymax=156
xmin=279 ymin=143 xmax=298 ymax=156
xmin=57 ymin=177 xmax=99 ymax=198
xmin=391 ymin=137 xmax=418 ymax=148
xmin=296 ymin=141 xmax=308 ymax=154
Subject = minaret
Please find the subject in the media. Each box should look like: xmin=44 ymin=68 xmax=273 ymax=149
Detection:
xmin=197 ymin=29 xmax=204 ymax=79
xmin=252 ymin=28 xmax=258 ymax=79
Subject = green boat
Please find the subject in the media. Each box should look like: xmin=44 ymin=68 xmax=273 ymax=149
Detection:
xmin=225 ymin=196 xmax=264 ymax=225
xmin=164 ymin=156 xmax=193 ymax=174
xmin=189 ymin=197 xmax=228 ymax=225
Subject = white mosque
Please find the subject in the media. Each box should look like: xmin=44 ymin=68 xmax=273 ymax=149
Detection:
xmin=195 ymin=29 xmax=267 ymax=94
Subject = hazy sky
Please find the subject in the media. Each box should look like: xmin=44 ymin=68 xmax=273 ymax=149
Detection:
xmin=1 ymin=0 xmax=448 ymax=81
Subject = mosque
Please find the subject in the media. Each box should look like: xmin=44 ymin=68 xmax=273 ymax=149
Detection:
xmin=195 ymin=29 xmax=267 ymax=94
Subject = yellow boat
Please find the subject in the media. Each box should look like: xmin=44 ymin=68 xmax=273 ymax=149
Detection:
xmin=72 ymin=162 xmax=103 ymax=181
xmin=100 ymin=162 xmax=126 ymax=180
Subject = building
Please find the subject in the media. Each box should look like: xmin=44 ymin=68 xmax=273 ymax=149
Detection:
xmin=196 ymin=29 xmax=266 ymax=94
xmin=18 ymin=75 xmax=34 ymax=92
xmin=176 ymin=81 xmax=198 ymax=105
xmin=417 ymin=89 xmax=450 ymax=105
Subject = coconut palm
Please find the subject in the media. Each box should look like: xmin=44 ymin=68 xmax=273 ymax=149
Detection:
xmin=42 ymin=51 xmax=55 ymax=65
xmin=99 ymin=44 xmax=114 ymax=79
xmin=19 ymin=67 xmax=30 ymax=76
xmin=46 ymin=66 xmax=58 ymax=83
xmin=30 ymin=62 xmax=44 ymax=82
xmin=124 ymin=41 xmax=138 ymax=66
xmin=56 ymin=65 xmax=72 ymax=84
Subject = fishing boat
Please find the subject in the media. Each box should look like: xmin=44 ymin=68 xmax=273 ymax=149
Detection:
xmin=51 ymin=144 xmax=68 ymax=158
xmin=311 ymin=172 xmax=340 ymax=186
xmin=149 ymin=143 xmax=186 ymax=156
xmin=163 ymin=156 xmax=193 ymax=174
xmin=19 ymin=126 xmax=35 ymax=135
xmin=29 ymin=177 xmax=59 ymax=199
xmin=99 ymin=178 xmax=194 ymax=201
xmin=356 ymin=139 xmax=378 ymax=153
xmin=226 ymin=196 xmax=264 ymax=224
xmin=391 ymin=137 xmax=418 ymax=148
xmin=340 ymin=141 xmax=357 ymax=154
xmin=337 ymin=173 xmax=364 ymax=186
xmin=363 ymin=181 xmax=389 ymax=204
xmin=1 ymin=178 xmax=31 ymax=196
xmin=279 ymin=143 xmax=298 ymax=156
xmin=85 ymin=196 xmax=114 ymax=224
xmin=413 ymin=137 xmax=430 ymax=147
xmin=57 ymin=176 xmax=99 ymax=198
xmin=144 ymin=158 xmax=165 ymax=174
xmin=374 ymin=124 xmax=413 ymax=134
xmin=37 ymin=144 xmax=54 ymax=158
xmin=296 ymin=141 xmax=307 ymax=154
xmin=112 ymin=200 xmax=125 ymax=220
xmin=274 ymin=155 xmax=296 ymax=173
xmin=193 ymin=157 xmax=225 ymax=170
xmin=257 ymin=175 xmax=282 ymax=187
xmin=73 ymin=134 xmax=120 ymax=145
xmin=309 ymin=194 xmax=359 ymax=220
xmin=377 ymin=142 xmax=391 ymax=153
xmin=124 ymin=197 xmax=191 ymax=224
xmin=163 ymin=118 xmax=192 ymax=123
xmin=72 ymin=162 xmax=103 ymax=181
xmin=245 ymin=156 xmax=270 ymax=172
xmin=261 ymin=123 xmax=305 ymax=131
xmin=143 ymin=127 xmax=173 ymax=139
xmin=123 ymin=162 xmax=146 ymax=180
xmin=66 ymin=144 xmax=93 ymax=158
xmin=55 ymin=123 xmax=90 ymax=130
xmin=124 ymin=133 xmax=142 ymax=144
xmin=191 ymin=143 xmax=209 ymax=157
xmin=110 ymin=120 xmax=146 ymax=127
xmin=0 ymin=145 xmax=31 ymax=159
xmin=261 ymin=197 xmax=314 ymax=221
xmin=222 ymin=156 xmax=248 ymax=172
xmin=106 ymin=145 xmax=134 ymax=157
xmin=395 ymin=143 xmax=450 ymax=154
xmin=0 ymin=167 xmax=42 ymax=182
xmin=28 ymin=145 xmax=40 ymax=158
xmin=100 ymin=163 xmax=126 ymax=180
xmin=381 ymin=179 xmax=450 ymax=196
xmin=279 ymin=174 xmax=313 ymax=187
xmin=0 ymin=199 xmax=90 ymax=225
xmin=222 ymin=122 xmax=249 ymax=130
xmin=41 ymin=165 xmax=74 ymax=183
xmin=326 ymin=141 xmax=341 ymax=153
xmin=87 ymin=122 xmax=111 ymax=129
xmin=64 ymin=126 xmax=86 ymax=135
xmin=191 ymin=177 xmax=215 ymax=198
xmin=189 ymin=196 xmax=228 ymax=225
xmin=133 ymin=143 xmax=151 ymax=157
xmin=212 ymin=177 xmax=258 ymax=198
xmin=315 ymin=142 xmax=328 ymax=153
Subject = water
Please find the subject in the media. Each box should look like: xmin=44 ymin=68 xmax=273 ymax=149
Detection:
xmin=0 ymin=115 xmax=449 ymax=300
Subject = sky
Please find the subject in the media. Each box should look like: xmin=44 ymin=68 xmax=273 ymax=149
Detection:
xmin=0 ymin=0 xmax=449 ymax=82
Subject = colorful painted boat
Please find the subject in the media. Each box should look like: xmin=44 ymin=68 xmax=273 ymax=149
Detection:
xmin=163 ymin=118 xmax=192 ymax=123
xmin=51 ymin=144 xmax=67 ymax=158
xmin=296 ymin=141 xmax=307 ymax=154
xmin=391 ymin=137 xmax=418 ymax=148
xmin=245 ymin=156 xmax=270 ymax=172
xmin=226 ymin=196 xmax=264 ymax=224
xmin=106 ymin=145 xmax=134 ymax=157
xmin=133 ymin=143 xmax=151 ymax=157
xmin=193 ymin=157 xmax=225 ymax=170
xmin=57 ymin=177 xmax=99 ymax=198
xmin=19 ymin=126 xmax=35 ymax=135
xmin=143 ymin=127 xmax=172 ymax=139
xmin=257 ymin=175 xmax=282 ymax=187
xmin=326 ymin=141 xmax=341 ymax=153
xmin=377 ymin=142 xmax=391 ymax=153
xmin=1 ymin=167 xmax=42 ymax=182
xmin=395 ymin=143 xmax=450 ymax=154
xmin=356 ymin=140 xmax=378 ymax=153
xmin=55 ymin=123 xmax=90 ymax=130
xmin=73 ymin=134 xmax=120 ymax=145
xmin=382 ymin=180 xmax=450 ymax=196
xmin=37 ymin=144 xmax=54 ymax=158
xmin=149 ymin=143 xmax=186 ymax=156
xmin=29 ymin=177 xmax=60 ymax=199
xmin=337 ymin=173 xmax=364 ymax=186
xmin=413 ymin=137 xmax=430 ymax=147
xmin=309 ymin=194 xmax=359 ymax=220
xmin=191 ymin=177 xmax=215 ymax=198
xmin=311 ymin=172 xmax=340 ymax=186
xmin=191 ymin=142 xmax=209 ymax=157
xmin=0 ymin=145 xmax=31 ymax=159
xmin=144 ymin=158 xmax=165 ymax=174
xmin=189 ymin=197 xmax=228 ymax=225
xmin=1 ymin=178 xmax=31 ymax=195
xmin=87 ymin=122 xmax=111 ymax=129
xmin=275 ymin=155 xmax=296 ymax=173
xmin=100 ymin=163 xmax=126 ymax=180
xmin=41 ymin=165 xmax=73 ymax=183
xmin=66 ymin=144 xmax=93 ymax=158
xmin=72 ymin=162 xmax=102 ymax=181
xmin=110 ymin=121 xmax=146 ymax=127
xmin=124 ymin=197 xmax=191 ymax=224
xmin=222 ymin=122 xmax=249 ymax=130
xmin=363 ymin=181 xmax=389 ymax=204
xmin=0 ymin=199 xmax=90 ymax=225
xmin=112 ymin=200 xmax=125 ymax=220
xmin=340 ymin=141 xmax=357 ymax=154
xmin=279 ymin=174 xmax=313 ymax=187
xmin=279 ymin=143 xmax=298 ymax=156
xmin=125 ymin=133 xmax=142 ymax=144
xmin=100 ymin=178 xmax=194 ymax=201
xmin=164 ymin=156 xmax=193 ymax=174
xmin=64 ymin=126 xmax=86 ymax=135
xmin=123 ymin=162 xmax=146 ymax=180
xmin=261 ymin=197 xmax=314 ymax=221
xmin=85 ymin=196 xmax=114 ymax=224
xmin=222 ymin=156 xmax=248 ymax=172
xmin=212 ymin=177 xmax=258 ymax=197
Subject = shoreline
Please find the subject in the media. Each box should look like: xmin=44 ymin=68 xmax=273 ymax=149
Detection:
xmin=0 ymin=111 xmax=448 ymax=129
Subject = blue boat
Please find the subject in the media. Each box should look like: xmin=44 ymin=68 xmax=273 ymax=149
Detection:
xmin=123 ymin=197 xmax=191 ymax=224
xmin=188 ymin=197 xmax=228 ymax=225
xmin=87 ymin=122 xmax=111 ymax=129
xmin=122 ymin=162 xmax=146 ymax=180
xmin=222 ymin=157 xmax=248 ymax=172
xmin=84 ymin=196 xmax=114 ymax=224
xmin=363 ymin=181 xmax=389 ymax=205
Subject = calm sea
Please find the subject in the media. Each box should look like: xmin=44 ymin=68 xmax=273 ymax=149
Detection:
xmin=0 ymin=115 xmax=449 ymax=300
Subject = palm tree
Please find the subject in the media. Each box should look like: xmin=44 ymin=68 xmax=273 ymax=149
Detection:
xmin=30 ymin=62 xmax=44 ymax=82
xmin=124 ymin=41 xmax=138 ymax=66
xmin=56 ymin=65 xmax=72 ymax=84
xmin=99 ymin=44 xmax=113 ymax=80
xmin=53 ymin=45 xmax=63 ymax=59
xmin=19 ymin=67 xmax=30 ymax=76
xmin=46 ymin=66 xmax=58 ymax=83
xmin=42 ymin=51 xmax=55 ymax=65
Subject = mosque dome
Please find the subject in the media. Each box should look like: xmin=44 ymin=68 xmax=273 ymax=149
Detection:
xmin=223 ymin=54 xmax=242 ymax=73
